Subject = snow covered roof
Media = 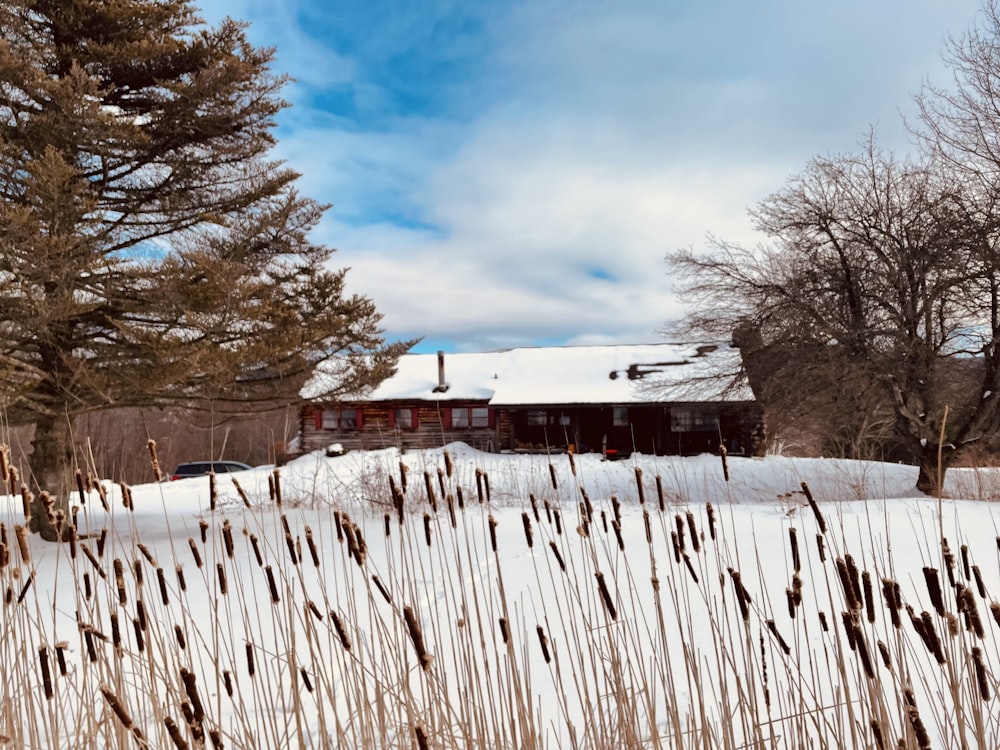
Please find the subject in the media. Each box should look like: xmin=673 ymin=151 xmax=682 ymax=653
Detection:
xmin=303 ymin=342 xmax=752 ymax=405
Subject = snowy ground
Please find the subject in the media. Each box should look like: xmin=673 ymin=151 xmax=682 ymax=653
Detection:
xmin=3 ymin=445 xmax=999 ymax=748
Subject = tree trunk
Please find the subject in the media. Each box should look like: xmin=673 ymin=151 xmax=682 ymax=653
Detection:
xmin=28 ymin=413 xmax=73 ymax=541
xmin=915 ymin=443 xmax=949 ymax=496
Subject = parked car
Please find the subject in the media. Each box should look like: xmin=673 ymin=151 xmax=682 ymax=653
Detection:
xmin=169 ymin=461 xmax=253 ymax=481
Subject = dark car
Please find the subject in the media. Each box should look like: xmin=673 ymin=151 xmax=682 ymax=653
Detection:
xmin=169 ymin=461 xmax=253 ymax=481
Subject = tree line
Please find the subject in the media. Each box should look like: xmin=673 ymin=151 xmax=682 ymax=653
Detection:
xmin=670 ymin=1 xmax=1000 ymax=494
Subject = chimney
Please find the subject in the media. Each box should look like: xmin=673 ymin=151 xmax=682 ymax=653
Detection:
xmin=433 ymin=350 xmax=449 ymax=393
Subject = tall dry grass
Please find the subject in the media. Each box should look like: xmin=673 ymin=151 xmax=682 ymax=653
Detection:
xmin=0 ymin=438 xmax=998 ymax=748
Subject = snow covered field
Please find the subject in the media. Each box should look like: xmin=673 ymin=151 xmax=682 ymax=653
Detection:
xmin=3 ymin=444 xmax=1000 ymax=748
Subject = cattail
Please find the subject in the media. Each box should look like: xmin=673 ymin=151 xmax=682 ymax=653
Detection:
xmin=919 ymin=611 xmax=946 ymax=664
xmin=133 ymin=557 xmax=144 ymax=587
xmin=0 ymin=444 xmax=7 ymax=483
xmin=75 ymin=469 xmax=87 ymax=506
xmin=305 ymin=600 xmax=322 ymax=621
xmin=83 ymin=627 xmax=98 ymax=661
xmin=536 ymin=625 xmax=551 ymax=663
xmin=97 ymin=527 xmax=108 ymax=556
xmin=436 ymin=467 xmax=446 ymax=498
xmin=674 ymin=514 xmax=685 ymax=551
xmin=682 ymin=553 xmax=699 ymax=583
xmin=815 ymin=533 xmax=825 ymax=562
xmin=498 ymin=617 xmax=510 ymax=644
xmin=94 ymin=477 xmax=109 ymax=511
xmin=264 ymin=566 xmax=279 ymax=604
xmin=643 ymin=510 xmax=652 ymax=545
xmin=110 ymin=613 xmax=121 ymax=650
xmin=456 ymin=485 xmax=465 ymax=509
xmin=174 ymin=624 xmax=186 ymax=650
xmin=719 ymin=444 xmax=729 ymax=481
xmin=390 ymin=477 xmax=405 ymax=524
xmin=305 ymin=527 xmax=320 ymax=567
xmin=600 ymin=510 xmax=608 ymax=535
xmin=568 ymin=449 xmax=577 ymax=476
xmin=222 ymin=671 xmax=233 ymax=697
xmin=230 ymin=476 xmax=251 ymax=508
xmin=855 ymin=631 xmax=875 ymax=679
xmin=671 ymin=531 xmax=681 ymax=564
xmin=372 ymin=575 xmax=392 ymax=604
xmin=216 ymin=563 xmax=227 ymax=595
xmin=596 ymin=571 xmax=618 ymax=620
xmin=332 ymin=611 xmax=351 ymax=651
xmin=157 ymin=567 xmax=169 ymax=606
xmin=175 ymin=565 xmax=186 ymax=592
xmin=870 ymin=719 xmax=884 ymax=750
xmin=580 ymin=488 xmax=594 ymax=521
xmin=415 ymin=726 xmax=429 ymax=750
xmin=198 ymin=519 xmax=209 ymax=544
xmin=475 ymin=467 xmax=485 ymax=503
xmin=147 ymin=439 xmax=162 ymax=482
xmin=835 ymin=558 xmax=861 ymax=610
xmin=399 ymin=461 xmax=409 ymax=493
xmin=447 ymin=494 xmax=456 ymax=528
xmin=882 ymin=578 xmax=902 ymax=629
xmin=14 ymin=525 xmax=29 ymax=565
xmin=656 ymin=475 xmax=666 ymax=512
xmin=548 ymin=462 xmax=558 ymax=491
xmin=942 ymin=537 xmax=956 ymax=587
xmin=272 ymin=468 xmax=283 ymax=506
xmin=706 ymin=502 xmax=716 ymax=540
xmin=334 ymin=511 xmax=344 ymax=542
xmin=222 ymin=520 xmax=234 ymax=559
xmin=38 ymin=645 xmax=53 ymax=699
xmin=81 ymin=544 xmax=106 ymax=579
xmin=119 ymin=482 xmax=133 ymax=511
xmin=973 ymin=646 xmax=991 ymax=700
xmin=904 ymin=690 xmax=931 ymax=750
xmin=788 ymin=527 xmax=800 ymax=573
xmin=634 ymin=467 xmax=645 ymax=504
xmin=283 ymin=532 xmax=298 ymax=566
xmin=164 ymin=716 xmax=188 ymax=749
xmin=180 ymin=668 xmax=206 ymax=723
xmin=863 ymin=571 xmax=875 ymax=624
xmin=959 ymin=586 xmax=985 ymax=639
xmin=765 ymin=619 xmax=790 ymax=655
xmin=801 ymin=481 xmax=826 ymax=533
xmin=299 ymin=667 xmax=314 ymax=693
xmin=841 ymin=611 xmax=859 ymax=652
xmin=549 ymin=541 xmax=566 ymax=572
xmin=423 ymin=470 xmax=437 ymax=512
xmin=686 ymin=512 xmax=700 ymax=553
xmin=246 ymin=643 xmax=255 ymax=677
xmin=961 ymin=544 xmax=971 ymax=580
xmin=818 ymin=611 xmax=828 ymax=632
xmin=729 ymin=568 xmax=751 ymax=622
xmin=112 ymin=557 xmax=128 ymax=606
xmin=973 ymin=565 xmax=987 ymax=599
xmin=521 ymin=513 xmax=533 ymax=548
xmin=404 ymin=606 xmax=433 ymax=670
xmin=877 ymin=640 xmax=892 ymax=670
xmin=922 ymin=567 xmax=945 ymax=617
xmin=529 ymin=494 xmax=539 ymax=521
xmin=488 ymin=515 xmax=497 ymax=553
xmin=553 ymin=508 xmax=563 ymax=536
xmin=443 ymin=449 xmax=453 ymax=477
xmin=423 ymin=513 xmax=433 ymax=547
xmin=100 ymin=685 xmax=134 ymax=729
xmin=55 ymin=641 xmax=68 ymax=676
xmin=612 ymin=520 xmax=624 ymax=552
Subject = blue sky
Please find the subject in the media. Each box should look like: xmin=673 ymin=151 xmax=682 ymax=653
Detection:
xmin=196 ymin=0 xmax=983 ymax=353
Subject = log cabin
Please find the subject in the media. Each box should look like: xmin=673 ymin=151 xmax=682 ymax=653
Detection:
xmin=298 ymin=342 xmax=764 ymax=458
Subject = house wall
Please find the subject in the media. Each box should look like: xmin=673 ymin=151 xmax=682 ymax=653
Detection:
xmin=300 ymin=403 xmax=499 ymax=453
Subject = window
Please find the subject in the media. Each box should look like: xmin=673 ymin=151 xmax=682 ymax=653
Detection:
xmin=394 ymin=408 xmax=415 ymax=430
xmin=670 ymin=407 xmax=718 ymax=432
xmin=612 ymin=407 xmax=629 ymax=427
xmin=319 ymin=408 xmax=362 ymax=431
xmin=526 ymin=410 xmax=548 ymax=426
xmin=449 ymin=407 xmax=493 ymax=429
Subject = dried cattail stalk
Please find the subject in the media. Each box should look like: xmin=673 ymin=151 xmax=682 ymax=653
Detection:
xmin=332 ymin=611 xmax=351 ymax=651
xmin=529 ymin=494 xmax=539 ymax=521
xmin=841 ymin=611 xmax=859 ymax=652
xmin=444 ymin=449 xmax=453 ymax=477
xmin=456 ymin=485 xmax=465 ymax=509
xmin=674 ymin=514 xmax=685 ymax=551
xmin=14 ymin=525 xmax=29 ymax=565
xmin=765 ymin=619 xmax=791 ymax=655
xmin=549 ymin=541 xmax=566 ymax=573
xmin=643 ymin=510 xmax=652 ymax=545
xmin=423 ymin=470 xmax=437 ymax=512
xmin=918 ymin=611 xmax=946 ymax=664
xmin=682 ymin=553 xmax=699 ymax=583
xmin=390 ymin=477 xmax=405 ymax=524
xmin=686 ymin=512 xmax=700 ymax=553
xmin=818 ymin=611 xmax=828 ymax=632
xmin=942 ymin=537 xmax=956 ymax=587
xmin=164 ymin=716 xmax=189 ymax=749
xmin=97 ymin=527 xmax=108 ymax=556
xmin=132 ymin=557 xmax=144 ymax=587
xmin=580 ymin=488 xmax=593 ymax=521
xmin=155 ymin=567 xmax=170 ymax=606
xmin=728 ymin=568 xmax=751 ymax=622
xmin=100 ymin=685 xmax=134 ymax=729
xmin=973 ymin=646 xmax=991 ymax=701
xmin=568 ymin=449 xmax=576 ymax=476
xmin=671 ymin=532 xmax=681 ymax=564
xmin=198 ymin=519 xmax=209 ymax=544
xmin=973 ymin=565 xmax=987 ymax=599
xmin=246 ymin=643 xmax=255 ymax=677
xmin=553 ymin=508 xmax=562 ymax=535
xmin=423 ymin=513 xmax=433 ymax=547
xmin=0 ymin=444 xmax=8 ymax=483
xmin=372 ymin=575 xmax=392 ymax=604
xmin=38 ymin=645 xmax=53 ymax=700
xmin=863 ymin=571 xmax=875 ymax=624
xmin=248 ymin=534 xmax=263 ymax=567
xmin=264 ymin=566 xmax=279 ymax=604
xmin=600 ymin=510 xmax=608 ymax=535
xmin=119 ymin=482 xmax=133 ymax=511
xmin=836 ymin=558 xmax=861 ymax=611
xmin=870 ymin=719 xmax=884 ymax=750
xmin=719 ymin=444 xmax=729 ymax=482
xmin=113 ymin=559 xmax=127 ymax=605
xmin=81 ymin=544 xmax=107 ymax=579
xmin=174 ymin=625 xmax=186 ymax=650
xmin=904 ymin=690 xmax=932 ymax=750
xmin=536 ymin=625 xmax=552 ymax=663
xmin=498 ymin=617 xmax=510 ymax=644
xmin=299 ymin=667 xmax=314 ymax=693
xmin=180 ymin=668 xmax=205 ymax=723
xmin=415 ymin=725 xmax=430 ymax=750
xmin=548 ymin=462 xmax=558 ymax=491
xmin=959 ymin=585 xmax=985 ymax=639
xmin=882 ymin=578 xmax=902 ymax=629
xmin=132 ymin=619 xmax=144 ymax=652
xmin=436 ymin=467 xmax=446 ymax=498
xmin=788 ymin=527 xmax=800 ymax=574
xmin=272 ymin=468 xmax=283 ymax=506
xmin=961 ymin=544 xmax=971 ymax=580
xmin=801 ymin=481 xmax=826 ymax=533
xmin=877 ymin=640 xmax=892 ymax=670
xmin=75 ymin=469 xmax=87 ymax=506
xmin=404 ymin=606 xmax=434 ymax=670
xmin=488 ymin=515 xmax=497 ymax=553
xmin=706 ymin=502 xmax=716 ymax=540
xmin=595 ymin=571 xmax=618 ymax=620
xmin=110 ymin=613 xmax=122 ymax=650
xmin=304 ymin=526 xmax=320 ymax=567
xmin=922 ymin=567 xmax=945 ymax=617
xmin=633 ymin=466 xmax=645 ymax=505
xmin=213 ymin=562 xmax=227 ymax=596
xmin=147 ymin=439 xmax=162 ymax=482
xmin=446 ymin=494 xmax=456 ymax=528
xmin=611 ymin=520 xmax=624 ymax=552
xmin=475 ymin=467 xmax=485 ymax=503
xmin=521 ymin=513 xmax=533 ymax=548
xmin=223 ymin=671 xmax=233 ymax=697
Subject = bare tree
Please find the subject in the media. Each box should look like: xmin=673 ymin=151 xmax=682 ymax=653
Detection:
xmin=0 ymin=0 xmax=410 ymax=538
xmin=670 ymin=137 xmax=1000 ymax=493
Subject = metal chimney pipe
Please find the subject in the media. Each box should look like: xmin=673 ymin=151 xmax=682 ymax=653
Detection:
xmin=434 ymin=350 xmax=449 ymax=392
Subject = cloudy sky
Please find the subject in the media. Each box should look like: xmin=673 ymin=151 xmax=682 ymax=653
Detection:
xmin=196 ymin=0 xmax=982 ymax=353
